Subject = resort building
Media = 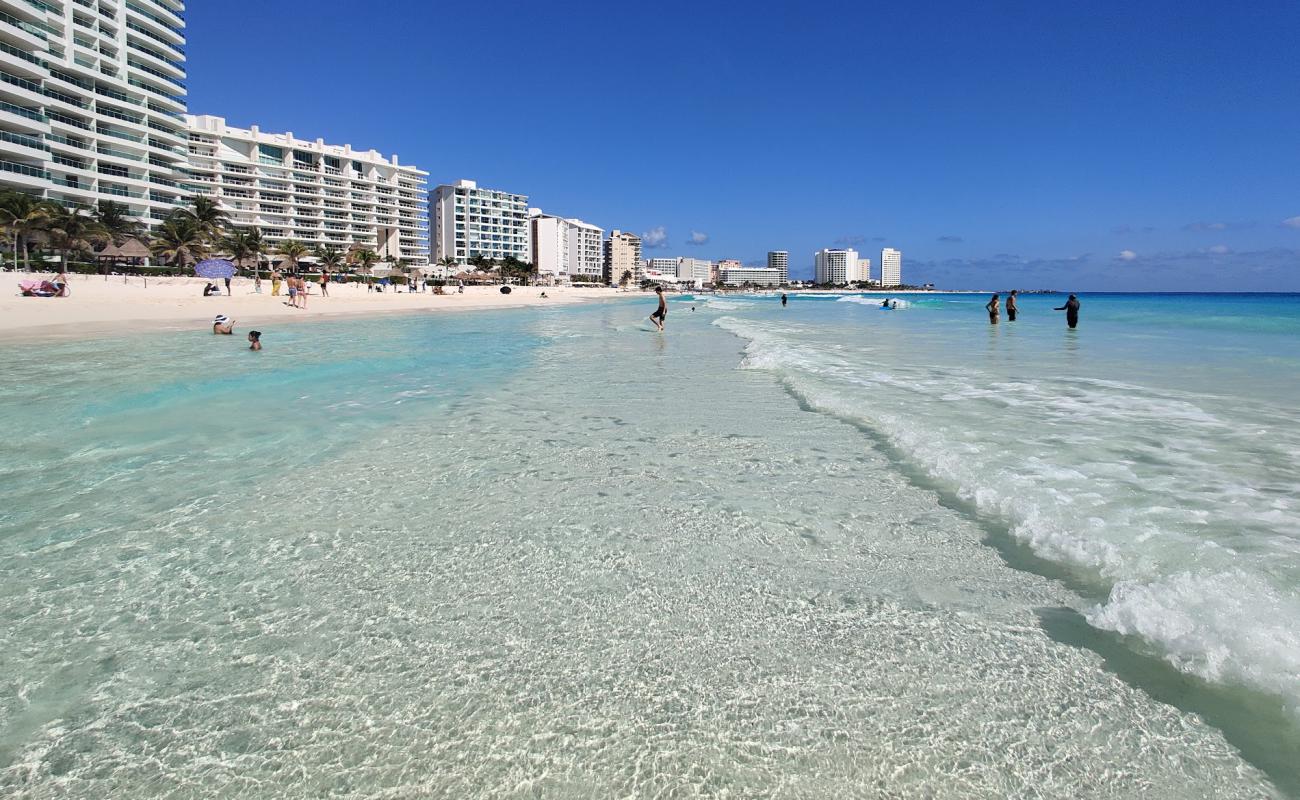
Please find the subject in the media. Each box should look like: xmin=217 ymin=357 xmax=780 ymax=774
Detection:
xmin=881 ymin=247 xmax=902 ymax=286
xmin=716 ymin=258 xmax=742 ymax=285
xmin=604 ymin=229 xmax=641 ymax=285
xmin=858 ymin=257 xmax=873 ymax=283
xmin=720 ymin=267 xmax=783 ymax=287
xmin=529 ymin=209 xmax=603 ymax=284
xmin=183 ymin=115 xmax=429 ymax=265
xmin=433 ymin=178 xmax=528 ymax=272
xmin=767 ymin=250 xmax=789 ymax=283
xmin=814 ymin=248 xmax=863 ymax=285
xmin=676 ymin=257 xmax=712 ymax=288
xmin=0 ymin=0 xmax=190 ymax=224
xmin=644 ymin=257 xmax=677 ymax=282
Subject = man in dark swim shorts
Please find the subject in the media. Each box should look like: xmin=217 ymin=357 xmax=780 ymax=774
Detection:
xmin=650 ymin=286 xmax=667 ymax=331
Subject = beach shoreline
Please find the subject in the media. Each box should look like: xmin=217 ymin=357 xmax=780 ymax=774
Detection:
xmin=0 ymin=272 xmax=634 ymax=342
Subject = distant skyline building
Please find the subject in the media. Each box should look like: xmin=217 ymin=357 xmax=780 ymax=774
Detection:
xmin=715 ymin=258 xmax=741 ymax=286
xmin=767 ymin=251 xmax=789 ymax=283
xmin=858 ymin=258 xmax=873 ymax=284
xmin=645 ymin=257 xmax=677 ymax=277
xmin=881 ymin=247 xmax=902 ymax=286
xmin=676 ymin=257 xmax=712 ymax=288
xmin=720 ymin=267 xmax=782 ymax=287
xmin=185 ymin=115 xmax=429 ymax=265
xmin=814 ymin=248 xmax=863 ymax=285
xmin=0 ymin=0 xmax=190 ymax=226
xmin=604 ymin=229 xmax=641 ymax=285
xmin=433 ymin=179 xmax=528 ymax=272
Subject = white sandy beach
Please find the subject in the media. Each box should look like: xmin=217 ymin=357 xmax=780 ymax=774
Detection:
xmin=0 ymin=272 xmax=628 ymax=340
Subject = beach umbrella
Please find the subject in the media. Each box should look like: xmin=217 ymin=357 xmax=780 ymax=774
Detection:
xmin=194 ymin=258 xmax=237 ymax=280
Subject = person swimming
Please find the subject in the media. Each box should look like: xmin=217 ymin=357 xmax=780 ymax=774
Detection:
xmin=1054 ymin=294 xmax=1081 ymax=328
xmin=781 ymin=293 xmax=788 ymax=307
xmin=213 ymin=314 xmax=234 ymax=335
xmin=248 ymin=330 xmax=262 ymax=350
xmin=985 ymin=293 xmax=1000 ymax=324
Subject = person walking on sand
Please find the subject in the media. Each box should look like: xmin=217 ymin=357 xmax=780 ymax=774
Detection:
xmin=224 ymin=276 xmax=232 ymax=296
xmin=1055 ymin=294 xmax=1081 ymax=329
xmin=985 ymin=293 xmax=1000 ymax=324
xmin=286 ymin=276 xmax=298 ymax=308
xmin=320 ymin=269 xmax=330 ymax=297
xmin=1006 ymin=289 xmax=1019 ymax=321
xmin=271 ymin=270 xmax=282 ymax=296
xmin=297 ymin=276 xmax=308 ymax=310
xmin=650 ymin=286 xmax=667 ymax=331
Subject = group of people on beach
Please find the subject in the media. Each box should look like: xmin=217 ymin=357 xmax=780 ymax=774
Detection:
xmin=986 ymin=290 xmax=1081 ymax=328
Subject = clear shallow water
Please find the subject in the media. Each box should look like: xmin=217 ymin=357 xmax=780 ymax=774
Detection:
xmin=0 ymin=296 xmax=1295 ymax=797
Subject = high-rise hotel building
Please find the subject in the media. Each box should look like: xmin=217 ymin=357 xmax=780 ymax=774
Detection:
xmin=881 ymin=247 xmax=902 ymax=287
xmin=603 ymin=229 xmax=641 ymax=285
xmin=767 ymin=250 xmax=789 ymax=283
xmin=433 ymin=179 xmax=528 ymax=273
xmin=529 ymin=209 xmax=603 ymax=283
xmin=815 ymin=248 xmax=866 ymax=285
xmin=0 ymin=0 xmax=189 ymax=222
xmin=183 ymin=115 xmax=429 ymax=265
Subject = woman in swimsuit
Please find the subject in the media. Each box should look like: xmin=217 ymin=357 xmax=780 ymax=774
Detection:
xmin=985 ymin=293 xmax=1000 ymax=324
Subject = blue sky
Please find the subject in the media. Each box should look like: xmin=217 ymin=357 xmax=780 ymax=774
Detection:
xmin=187 ymin=1 xmax=1300 ymax=290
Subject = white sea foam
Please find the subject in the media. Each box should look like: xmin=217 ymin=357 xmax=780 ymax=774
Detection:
xmin=713 ymin=313 xmax=1300 ymax=712
xmin=837 ymin=295 xmax=911 ymax=308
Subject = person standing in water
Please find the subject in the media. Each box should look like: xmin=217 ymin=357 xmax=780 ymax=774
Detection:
xmin=650 ymin=286 xmax=667 ymax=331
xmin=247 ymin=330 xmax=262 ymax=350
xmin=985 ymin=293 xmax=1000 ymax=324
xmin=1006 ymin=290 xmax=1018 ymax=321
xmin=1055 ymin=294 xmax=1081 ymax=328
xmin=781 ymin=293 xmax=788 ymax=307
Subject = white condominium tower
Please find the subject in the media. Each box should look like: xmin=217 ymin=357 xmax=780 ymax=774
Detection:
xmin=0 ymin=0 xmax=190 ymax=223
xmin=676 ymin=257 xmax=712 ymax=287
xmin=604 ymin=229 xmax=641 ymax=285
xmin=433 ymin=179 xmax=528 ymax=272
xmin=767 ymin=250 xmax=789 ymax=283
xmin=814 ymin=248 xmax=864 ymax=285
xmin=529 ymin=209 xmax=603 ymax=283
xmin=184 ymin=115 xmax=429 ymax=265
xmin=881 ymin=247 xmax=902 ymax=287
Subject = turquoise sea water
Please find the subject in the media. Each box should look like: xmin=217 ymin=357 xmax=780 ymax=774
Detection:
xmin=0 ymin=293 xmax=1297 ymax=797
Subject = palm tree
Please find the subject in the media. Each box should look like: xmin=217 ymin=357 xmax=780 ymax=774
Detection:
xmin=315 ymin=244 xmax=343 ymax=271
xmin=436 ymin=255 xmax=458 ymax=276
xmin=94 ymin=200 xmax=145 ymax=246
xmin=0 ymin=191 xmax=54 ymax=271
xmin=149 ymin=214 xmax=208 ymax=267
xmin=45 ymin=204 xmax=108 ymax=271
xmin=180 ymin=196 xmax=231 ymax=245
xmin=353 ymin=248 xmax=379 ymax=289
xmin=275 ymin=239 xmax=309 ymax=273
xmin=221 ymin=226 xmax=259 ymax=276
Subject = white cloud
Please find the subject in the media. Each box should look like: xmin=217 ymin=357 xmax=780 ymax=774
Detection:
xmin=1208 ymin=244 xmax=1231 ymax=254
xmin=641 ymin=226 xmax=668 ymax=248
xmin=1283 ymin=216 xmax=1300 ymax=229
xmin=685 ymin=231 xmax=709 ymax=246
xmin=1118 ymin=250 xmax=1138 ymax=261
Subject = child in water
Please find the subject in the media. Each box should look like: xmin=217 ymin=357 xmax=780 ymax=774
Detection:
xmin=247 ymin=330 xmax=262 ymax=350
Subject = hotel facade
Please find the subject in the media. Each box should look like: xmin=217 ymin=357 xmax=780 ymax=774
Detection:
xmin=184 ymin=115 xmax=429 ymax=265
xmin=767 ymin=250 xmax=789 ymax=283
xmin=529 ymin=209 xmax=603 ymax=284
xmin=881 ymin=247 xmax=902 ymax=286
xmin=603 ymin=229 xmax=641 ymax=285
xmin=815 ymin=248 xmax=869 ymax=285
xmin=0 ymin=0 xmax=190 ymax=223
xmin=433 ymin=179 xmax=528 ymax=274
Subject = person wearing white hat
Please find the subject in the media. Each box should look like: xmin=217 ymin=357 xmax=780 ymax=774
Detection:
xmin=212 ymin=315 xmax=235 ymax=335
